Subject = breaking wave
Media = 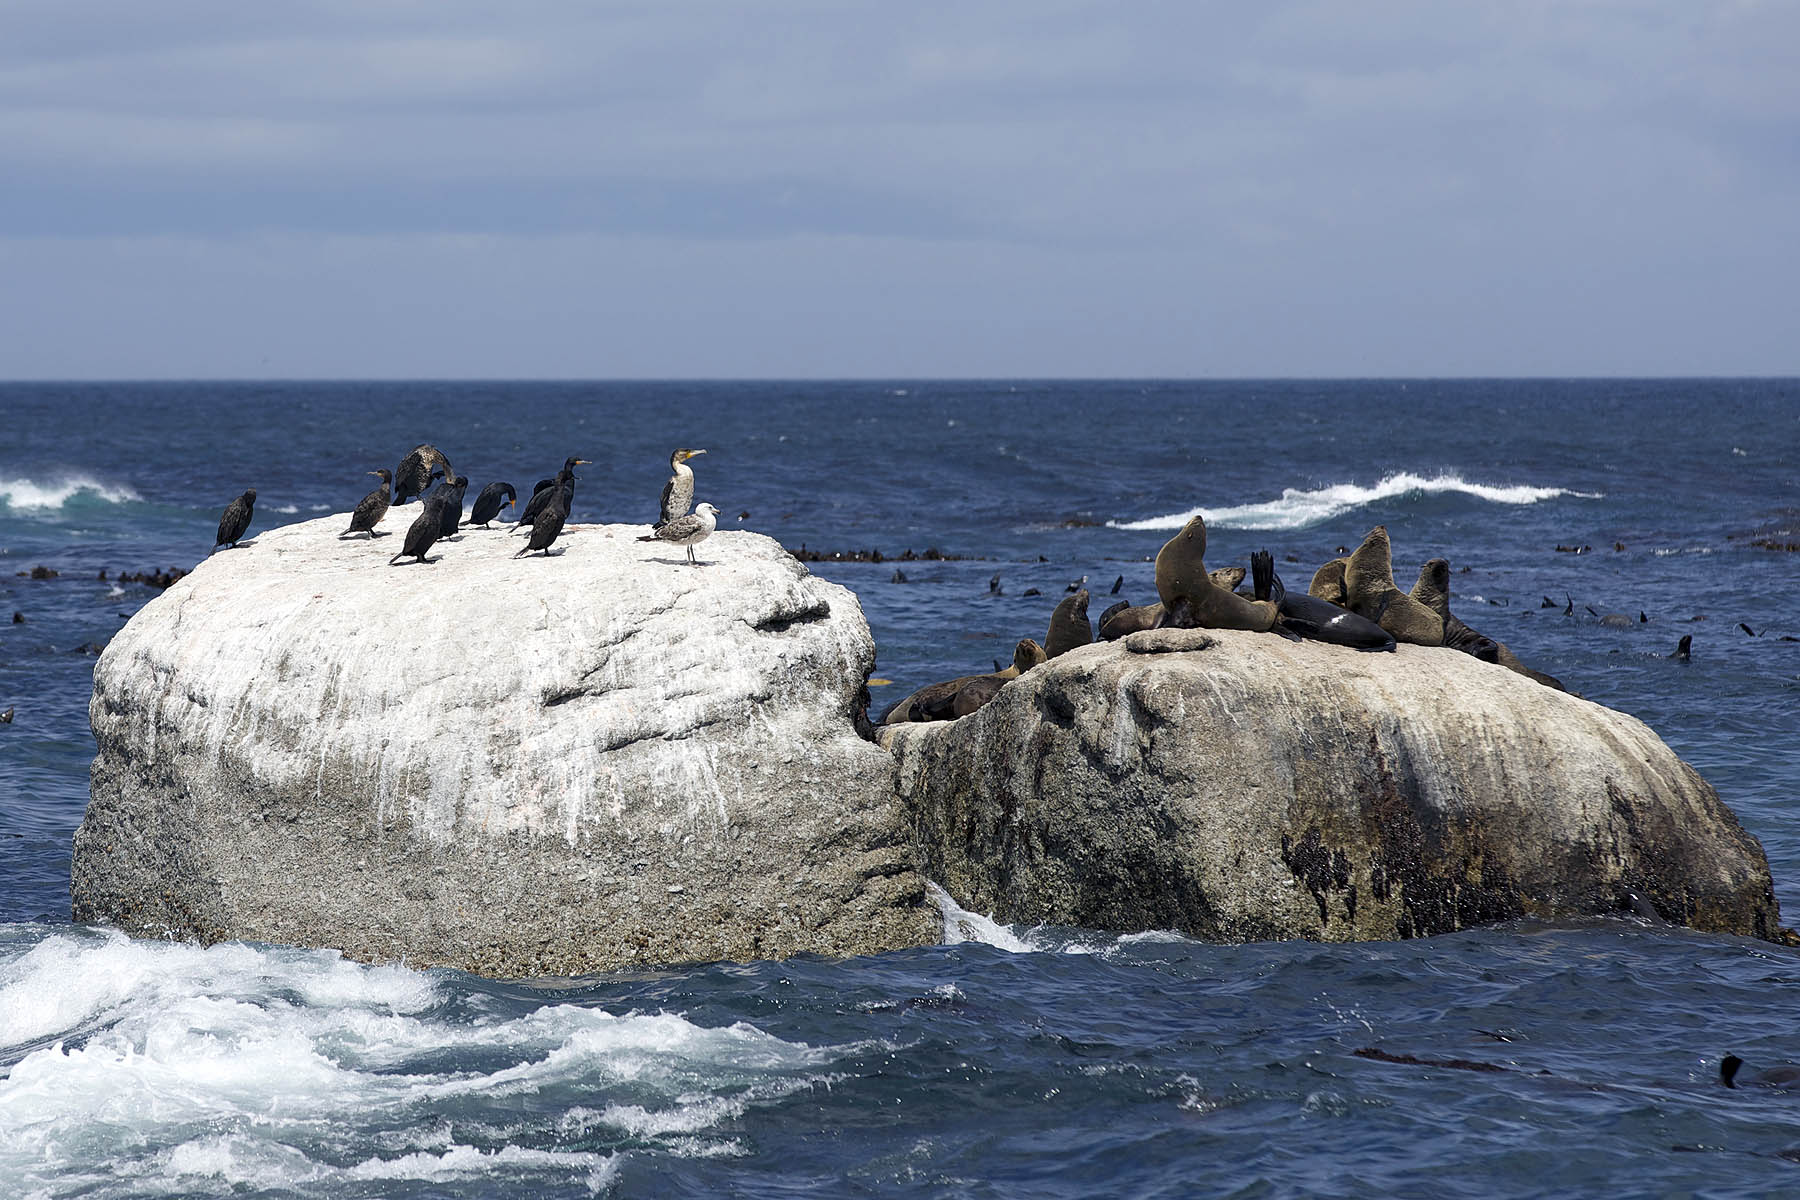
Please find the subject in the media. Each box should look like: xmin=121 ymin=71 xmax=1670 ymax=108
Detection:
xmin=0 ymin=473 xmax=141 ymax=513
xmin=1110 ymin=472 xmax=1600 ymax=532
xmin=0 ymin=927 xmax=854 ymax=1198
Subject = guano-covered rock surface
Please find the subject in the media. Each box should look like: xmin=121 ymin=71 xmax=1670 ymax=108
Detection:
xmin=884 ymin=631 xmax=1781 ymax=944
xmin=73 ymin=513 xmax=939 ymax=975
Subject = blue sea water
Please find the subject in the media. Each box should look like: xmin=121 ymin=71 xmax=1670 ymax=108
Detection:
xmin=1 ymin=379 xmax=1798 ymax=1197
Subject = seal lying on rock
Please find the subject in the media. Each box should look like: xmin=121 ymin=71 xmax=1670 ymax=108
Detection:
xmin=1248 ymin=551 xmax=1395 ymax=651
xmin=1410 ymin=558 xmax=1567 ymax=689
xmin=1097 ymin=567 xmax=1249 ymax=642
xmin=1345 ymin=526 xmax=1443 ymax=646
xmin=1155 ymin=516 xmax=1279 ymax=633
xmin=880 ymin=638 xmax=1047 ymax=724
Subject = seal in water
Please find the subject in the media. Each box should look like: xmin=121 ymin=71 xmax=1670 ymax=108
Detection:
xmin=1250 ymin=550 xmax=1395 ymax=651
xmin=213 ymin=489 xmax=256 ymax=551
xmin=880 ymin=638 xmax=1045 ymax=724
xmin=1153 ymin=515 xmax=1278 ymax=632
xmin=1045 ymin=589 xmax=1093 ymax=657
xmin=1344 ymin=526 xmax=1443 ymax=646
xmin=1721 ymin=1055 xmax=1800 ymax=1090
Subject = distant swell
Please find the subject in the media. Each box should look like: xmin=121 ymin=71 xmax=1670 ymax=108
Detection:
xmin=1111 ymin=472 xmax=1601 ymax=532
xmin=0 ymin=473 xmax=141 ymax=512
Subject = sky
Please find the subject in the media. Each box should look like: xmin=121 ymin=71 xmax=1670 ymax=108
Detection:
xmin=1 ymin=1 xmax=1796 ymax=379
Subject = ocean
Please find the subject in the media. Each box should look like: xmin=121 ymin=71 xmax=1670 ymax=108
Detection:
xmin=1 ymin=379 xmax=1797 ymax=1197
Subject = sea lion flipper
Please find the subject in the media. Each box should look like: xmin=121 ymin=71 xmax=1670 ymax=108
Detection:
xmin=1251 ymin=550 xmax=1274 ymax=603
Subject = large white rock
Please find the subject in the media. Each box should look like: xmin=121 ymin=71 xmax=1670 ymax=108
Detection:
xmin=73 ymin=513 xmax=938 ymax=975
xmin=885 ymin=630 xmax=1783 ymax=943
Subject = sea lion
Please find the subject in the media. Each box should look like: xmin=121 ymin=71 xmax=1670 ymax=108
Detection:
xmin=1307 ymin=558 xmax=1348 ymax=606
xmin=1671 ymin=634 xmax=1692 ymax=661
xmin=1046 ymin=589 xmax=1093 ymax=657
xmin=1721 ymin=1055 xmax=1800 ymax=1090
xmin=1410 ymin=559 xmax=1566 ymax=688
xmin=1408 ymin=559 xmax=1500 ymax=662
xmin=1209 ymin=565 xmax=1246 ymax=592
xmin=1153 ymin=515 xmax=1278 ymax=632
xmin=1099 ymin=602 xmax=1163 ymax=641
xmin=1252 ymin=551 xmax=1395 ymax=651
xmin=1096 ymin=600 xmax=1130 ymax=636
xmin=880 ymin=638 xmax=1045 ymax=724
xmin=1344 ymin=526 xmax=1442 ymax=646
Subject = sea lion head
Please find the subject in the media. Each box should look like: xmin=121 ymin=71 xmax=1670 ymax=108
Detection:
xmin=1411 ymin=558 xmax=1451 ymax=618
xmin=1013 ymin=638 xmax=1048 ymax=672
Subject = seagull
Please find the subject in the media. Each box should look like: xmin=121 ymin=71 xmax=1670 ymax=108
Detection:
xmin=638 ymin=502 xmax=720 ymax=566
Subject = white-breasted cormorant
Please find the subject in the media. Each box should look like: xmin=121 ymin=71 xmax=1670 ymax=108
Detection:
xmin=655 ymin=448 xmax=706 ymax=528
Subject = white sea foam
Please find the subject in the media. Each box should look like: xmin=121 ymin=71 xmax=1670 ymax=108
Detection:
xmin=929 ymin=882 xmax=1041 ymax=952
xmin=0 ymin=928 xmax=843 ymax=1198
xmin=274 ymin=504 xmax=300 ymax=514
xmin=1110 ymin=471 xmax=1601 ymax=532
xmin=0 ymin=473 xmax=140 ymax=512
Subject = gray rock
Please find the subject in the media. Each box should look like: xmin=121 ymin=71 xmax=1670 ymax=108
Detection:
xmin=886 ymin=632 xmax=1782 ymax=943
xmin=74 ymin=513 xmax=937 ymax=975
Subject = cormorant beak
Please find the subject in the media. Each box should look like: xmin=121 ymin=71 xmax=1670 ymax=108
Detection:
xmin=575 ymin=459 xmax=592 ymax=466
xmin=686 ymin=449 xmax=707 ymax=460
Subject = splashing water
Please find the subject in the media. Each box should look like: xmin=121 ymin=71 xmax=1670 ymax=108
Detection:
xmin=1111 ymin=471 xmax=1601 ymax=531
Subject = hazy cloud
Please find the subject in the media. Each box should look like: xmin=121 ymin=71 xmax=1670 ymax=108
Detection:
xmin=1 ymin=1 xmax=1795 ymax=375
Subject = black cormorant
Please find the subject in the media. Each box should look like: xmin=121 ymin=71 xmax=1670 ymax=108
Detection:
xmin=514 ymin=468 xmax=575 ymax=558
xmin=513 ymin=458 xmax=588 ymax=532
xmin=428 ymin=475 xmax=470 ymax=539
xmin=341 ymin=470 xmax=392 ymax=538
xmin=214 ymin=489 xmax=256 ymax=551
xmin=468 ymin=481 xmax=517 ymax=528
xmin=393 ymin=445 xmax=452 ymax=505
xmin=389 ymin=500 xmax=446 ymax=565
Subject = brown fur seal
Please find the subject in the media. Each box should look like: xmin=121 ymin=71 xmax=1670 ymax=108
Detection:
xmin=1308 ymin=558 xmax=1349 ymax=606
xmin=1100 ymin=568 xmax=1240 ymax=641
xmin=1153 ymin=515 xmax=1279 ymax=632
xmin=1209 ymin=565 xmax=1246 ymax=592
xmin=1046 ymin=589 xmax=1094 ymax=657
xmin=880 ymin=638 xmax=1045 ymax=724
xmin=1099 ymin=602 xmax=1162 ymax=641
xmin=1344 ymin=526 xmax=1443 ymax=646
xmin=1410 ymin=558 xmax=1567 ymax=690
